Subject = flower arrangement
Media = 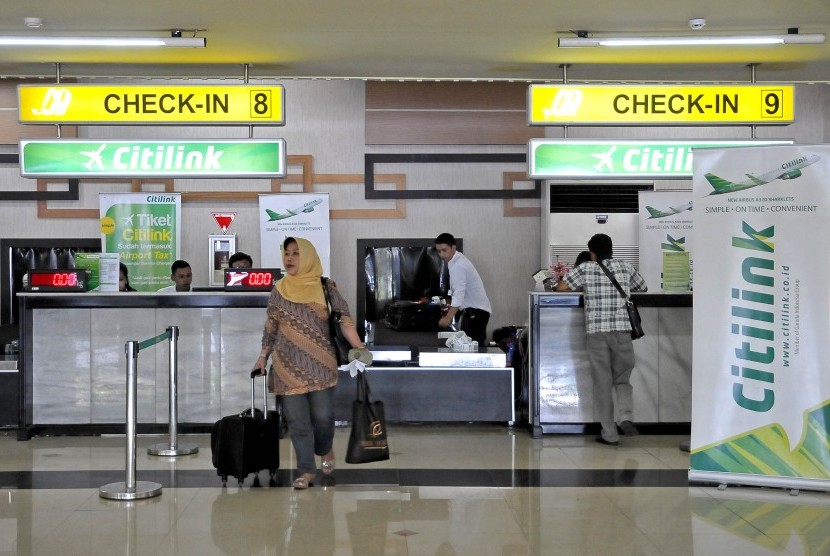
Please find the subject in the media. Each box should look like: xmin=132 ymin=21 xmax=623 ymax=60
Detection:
xmin=550 ymin=257 xmax=570 ymax=282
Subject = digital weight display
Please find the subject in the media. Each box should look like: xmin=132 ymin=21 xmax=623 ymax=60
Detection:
xmin=223 ymin=268 xmax=281 ymax=292
xmin=26 ymin=270 xmax=89 ymax=292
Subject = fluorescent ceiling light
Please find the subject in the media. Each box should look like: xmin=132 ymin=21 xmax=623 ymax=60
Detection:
xmin=0 ymin=36 xmax=206 ymax=48
xmin=559 ymin=34 xmax=825 ymax=47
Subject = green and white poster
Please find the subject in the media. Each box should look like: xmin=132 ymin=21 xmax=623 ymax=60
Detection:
xmin=638 ymin=190 xmax=694 ymax=292
xmin=690 ymin=145 xmax=830 ymax=491
xmin=258 ymin=193 xmax=331 ymax=275
xmin=73 ymin=252 xmax=119 ymax=291
xmin=99 ymin=193 xmax=181 ymax=292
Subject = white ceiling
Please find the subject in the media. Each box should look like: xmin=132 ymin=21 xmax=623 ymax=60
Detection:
xmin=1 ymin=0 xmax=829 ymax=82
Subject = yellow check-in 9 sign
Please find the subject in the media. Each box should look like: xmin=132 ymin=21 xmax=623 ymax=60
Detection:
xmin=528 ymin=84 xmax=794 ymax=125
xmin=18 ymin=84 xmax=285 ymax=125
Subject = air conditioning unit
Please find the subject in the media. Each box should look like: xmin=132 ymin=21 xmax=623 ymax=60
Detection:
xmin=543 ymin=181 xmax=650 ymax=270
xmin=548 ymin=213 xmax=639 ymax=269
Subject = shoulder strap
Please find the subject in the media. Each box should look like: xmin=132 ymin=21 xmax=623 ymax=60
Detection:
xmin=596 ymin=260 xmax=627 ymax=299
xmin=321 ymin=277 xmax=333 ymax=314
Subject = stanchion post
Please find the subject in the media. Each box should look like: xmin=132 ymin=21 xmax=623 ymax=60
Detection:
xmin=149 ymin=325 xmax=198 ymax=456
xmin=100 ymin=341 xmax=162 ymax=500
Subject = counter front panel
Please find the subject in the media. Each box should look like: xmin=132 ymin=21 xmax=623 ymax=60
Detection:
xmin=18 ymin=293 xmax=514 ymax=438
xmin=528 ymin=292 xmax=692 ymax=437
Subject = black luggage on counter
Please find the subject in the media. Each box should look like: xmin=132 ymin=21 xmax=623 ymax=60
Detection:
xmin=210 ymin=371 xmax=280 ymax=486
xmin=383 ymin=300 xmax=440 ymax=331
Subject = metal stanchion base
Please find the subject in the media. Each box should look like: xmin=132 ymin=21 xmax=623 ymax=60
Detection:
xmin=147 ymin=442 xmax=199 ymax=456
xmin=99 ymin=481 xmax=163 ymax=500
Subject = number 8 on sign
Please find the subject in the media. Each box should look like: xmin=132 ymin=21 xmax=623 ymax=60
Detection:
xmin=250 ymin=90 xmax=272 ymax=118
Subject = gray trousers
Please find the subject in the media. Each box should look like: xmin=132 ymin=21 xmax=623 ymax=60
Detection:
xmin=586 ymin=331 xmax=635 ymax=442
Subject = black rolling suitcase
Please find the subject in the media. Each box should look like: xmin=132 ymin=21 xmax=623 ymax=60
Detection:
xmin=210 ymin=370 xmax=280 ymax=486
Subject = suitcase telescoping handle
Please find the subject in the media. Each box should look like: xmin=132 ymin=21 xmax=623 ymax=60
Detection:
xmin=249 ymin=369 xmax=269 ymax=419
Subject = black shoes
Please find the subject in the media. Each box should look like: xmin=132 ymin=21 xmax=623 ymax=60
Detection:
xmin=619 ymin=421 xmax=639 ymax=436
xmin=595 ymin=437 xmax=619 ymax=446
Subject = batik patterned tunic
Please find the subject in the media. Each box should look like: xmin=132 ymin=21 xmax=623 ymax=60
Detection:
xmin=261 ymin=280 xmax=354 ymax=395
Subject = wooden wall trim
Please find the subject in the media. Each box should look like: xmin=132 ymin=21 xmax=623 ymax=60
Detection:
xmin=37 ymin=178 xmax=173 ymax=218
xmin=503 ymin=171 xmax=541 ymax=218
xmin=364 ymin=153 xmax=540 ymax=200
xmin=35 ymin=154 xmax=407 ymax=220
xmin=365 ymin=81 xmax=542 ymax=145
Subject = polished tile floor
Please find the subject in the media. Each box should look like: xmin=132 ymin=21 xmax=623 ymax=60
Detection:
xmin=1 ymin=425 xmax=829 ymax=555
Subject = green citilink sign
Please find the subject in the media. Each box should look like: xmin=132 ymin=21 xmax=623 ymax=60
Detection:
xmin=20 ymin=139 xmax=286 ymax=178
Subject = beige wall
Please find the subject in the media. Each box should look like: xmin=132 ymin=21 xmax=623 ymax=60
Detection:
xmin=1 ymin=81 xmax=828 ymax=334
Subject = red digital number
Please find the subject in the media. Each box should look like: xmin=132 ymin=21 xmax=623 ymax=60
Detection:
xmin=249 ymin=272 xmax=272 ymax=287
xmin=52 ymin=272 xmax=78 ymax=287
xmin=31 ymin=271 xmax=78 ymax=288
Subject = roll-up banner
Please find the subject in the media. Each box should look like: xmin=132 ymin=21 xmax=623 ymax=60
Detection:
xmin=99 ymin=193 xmax=181 ymax=292
xmin=258 ymin=193 xmax=331 ymax=276
xmin=638 ymin=191 xmax=694 ymax=292
xmin=690 ymin=145 xmax=830 ymax=491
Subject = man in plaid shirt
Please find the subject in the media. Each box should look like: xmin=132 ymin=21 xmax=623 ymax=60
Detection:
xmin=556 ymin=233 xmax=648 ymax=446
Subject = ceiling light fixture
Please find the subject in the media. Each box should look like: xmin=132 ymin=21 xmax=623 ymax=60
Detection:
xmin=0 ymin=34 xmax=205 ymax=48
xmin=559 ymin=32 xmax=825 ymax=48
xmin=24 ymin=17 xmax=44 ymax=29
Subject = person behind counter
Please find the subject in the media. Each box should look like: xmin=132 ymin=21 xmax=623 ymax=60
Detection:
xmin=229 ymin=252 xmax=253 ymax=269
xmin=119 ymin=262 xmax=136 ymax=292
xmin=556 ymin=233 xmax=647 ymax=446
xmin=252 ymin=236 xmax=371 ymax=490
xmin=574 ymin=250 xmax=592 ymax=268
xmin=434 ymin=232 xmax=492 ymax=346
xmin=157 ymin=260 xmax=193 ymax=292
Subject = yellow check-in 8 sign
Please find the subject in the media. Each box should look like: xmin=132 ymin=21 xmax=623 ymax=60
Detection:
xmin=528 ymin=84 xmax=794 ymax=125
xmin=18 ymin=84 xmax=285 ymax=125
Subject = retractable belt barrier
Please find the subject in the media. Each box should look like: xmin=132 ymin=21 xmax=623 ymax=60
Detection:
xmin=147 ymin=326 xmax=199 ymax=458
xmin=99 ymin=325 xmax=196 ymax=501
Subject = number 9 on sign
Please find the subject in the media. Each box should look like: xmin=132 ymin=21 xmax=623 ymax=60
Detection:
xmin=761 ymin=89 xmax=784 ymax=119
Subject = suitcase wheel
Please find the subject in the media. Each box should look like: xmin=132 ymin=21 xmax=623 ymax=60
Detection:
xmin=220 ymin=475 xmax=228 ymax=486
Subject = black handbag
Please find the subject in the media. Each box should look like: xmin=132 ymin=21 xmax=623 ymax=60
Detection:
xmin=345 ymin=371 xmax=390 ymax=463
xmin=321 ymin=277 xmax=351 ymax=365
xmin=597 ymin=260 xmax=645 ymax=340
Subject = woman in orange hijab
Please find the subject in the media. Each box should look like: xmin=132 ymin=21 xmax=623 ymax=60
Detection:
xmin=253 ymin=237 xmax=368 ymax=489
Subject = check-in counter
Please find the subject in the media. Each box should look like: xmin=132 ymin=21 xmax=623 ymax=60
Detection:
xmin=16 ymin=292 xmax=513 ymax=439
xmin=527 ymin=292 xmax=692 ymax=438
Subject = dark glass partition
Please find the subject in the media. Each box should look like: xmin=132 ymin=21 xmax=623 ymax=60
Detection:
xmin=1 ymin=238 xmax=100 ymax=326
xmin=356 ymin=238 xmax=460 ymax=347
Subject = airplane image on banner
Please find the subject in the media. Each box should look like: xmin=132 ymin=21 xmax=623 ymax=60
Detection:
xmin=265 ymin=198 xmax=323 ymax=221
xmin=646 ymin=201 xmax=693 ymax=219
xmin=705 ymin=154 xmax=821 ymax=195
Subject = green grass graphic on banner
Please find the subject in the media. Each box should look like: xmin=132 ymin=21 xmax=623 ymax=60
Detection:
xmin=691 ymin=399 xmax=830 ymax=478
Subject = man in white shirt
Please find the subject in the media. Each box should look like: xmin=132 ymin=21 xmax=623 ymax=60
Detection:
xmin=435 ymin=233 xmax=492 ymax=345
xmin=157 ymin=260 xmax=193 ymax=292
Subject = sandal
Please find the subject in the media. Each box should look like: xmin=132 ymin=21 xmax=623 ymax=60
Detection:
xmin=292 ymin=474 xmax=314 ymax=489
xmin=321 ymin=452 xmax=336 ymax=475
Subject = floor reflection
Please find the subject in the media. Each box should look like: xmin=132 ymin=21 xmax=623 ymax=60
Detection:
xmin=1 ymin=428 xmax=829 ymax=555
